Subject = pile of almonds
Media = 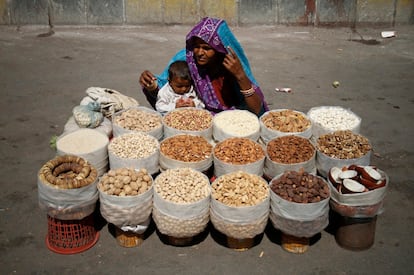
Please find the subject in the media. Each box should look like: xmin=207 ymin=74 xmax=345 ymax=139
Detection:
xmin=98 ymin=168 xmax=152 ymax=196
xmin=163 ymin=108 xmax=212 ymax=131
xmin=317 ymin=130 xmax=371 ymax=159
xmin=214 ymin=137 xmax=265 ymax=164
xmin=113 ymin=108 xmax=162 ymax=132
xmin=267 ymin=135 xmax=315 ymax=164
xmin=270 ymin=170 xmax=329 ymax=203
xmin=160 ymin=135 xmax=212 ymax=162
xmin=211 ymin=171 xmax=269 ymax=207
xmin=261 ymin=109 xmax=311 ymax=133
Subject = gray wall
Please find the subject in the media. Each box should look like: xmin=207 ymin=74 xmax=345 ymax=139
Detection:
xmin=1 ymin=0 xmax=413 ymax=26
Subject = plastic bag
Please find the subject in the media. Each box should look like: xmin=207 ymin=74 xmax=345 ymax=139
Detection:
xmin=152 ymin=189 xmax=210 ymax=238
xmin=210 ymin=195 xmax=270 ymax=239
xmin=81 ymin=87 xmax=139 ymax=118
xmin=98 ymin=184 xmax=153 ymax=230
xmin=269 ymin=210 xmax=329 ymax=238
xmin=37 ymin=179 xmax=98 ymax=220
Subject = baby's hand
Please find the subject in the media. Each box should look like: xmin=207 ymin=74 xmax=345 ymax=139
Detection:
xmin=176 ymin=97 xmax=195 ymax=108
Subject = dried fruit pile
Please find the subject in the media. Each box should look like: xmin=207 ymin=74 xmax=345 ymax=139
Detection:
xmin=317 ymin=130 xmax=371 ymax=159
xmin=270 ymin=170 xmax=329 ymax=203
xmin=163 ymin=108 xmax=212 ymax=131
xmin=261 ymin=109 xmax=311 ymax=133
xmin=160 ymin=135 xmax=212 ymax=162
xmin=38 ymin=155 xmax=97 ymax=189
xmin=113 ymin=108 xmax=162 ymax=132
xmin=211 ymin=171 xmax=269 ymax=207
xmin=214 ymin=137 xmax=265 ymax=164
xmin=267 ymin=135 xmax=315 ymax=164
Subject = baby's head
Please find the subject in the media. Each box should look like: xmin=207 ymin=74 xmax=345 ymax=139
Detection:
xmin=168 ymin=61 xmax=192 ymax=95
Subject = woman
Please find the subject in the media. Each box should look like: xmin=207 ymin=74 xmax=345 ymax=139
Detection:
xmin=139 ymin=17 xmax=268 ymax=116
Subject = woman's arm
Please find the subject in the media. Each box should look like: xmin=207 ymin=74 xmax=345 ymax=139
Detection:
xmin=222 ymin=47 xmax=264 ymax=115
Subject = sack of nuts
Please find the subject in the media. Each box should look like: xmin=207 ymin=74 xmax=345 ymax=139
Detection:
xmin=259 ymin=109 xmax=312 ymax=143
xmin=37 ymin=155 xmax=99 ymax=220
xmin=210 ymin=171 xmax=270 ymax=239
xmin=264 ymin=135 xmax=316 ymax=179
xmin=152 ymin=168 xmax=211 ymax=238
xmin=268 ymin=170 xmax=330 ymax=237
xmin=98 ymin=167 xmax=153 ymax=233
xmin=316 ymin=130 xmax=372 ymax=178
xmin=213 ymin=137 xmax=265 ymax=177
xmin=327 ymin=165 xmax=389 ymax=218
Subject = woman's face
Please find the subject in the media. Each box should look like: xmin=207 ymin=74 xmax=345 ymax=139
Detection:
xmin=191 ymin=37 xmax=216 ymax=66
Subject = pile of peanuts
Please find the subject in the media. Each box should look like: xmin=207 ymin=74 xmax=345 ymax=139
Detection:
xmin=163 ymin=108 xmax=212 ymax=131
xmin=261 ymin=109 xmax=311 ymax=133
xmin=154 ymin=168 xmax=210 ymax=204
xmin=108 ymin=132 xmax=159 ymax=159
xmin=317 ymin=130 xmax=371 ymax=159
xmin=270 ymin=170 xmax=329 ymax=203
xmin=113 ymin=109 xmax=162 ymax=132
xmin=98 ymin=168 xmax=152 ymax=196
xmin=308 ymin=106 xmax=360 ymax=132
xmin=160 ymin=135 xmax=212 ymax=162
xmin=211 ymin=171 xmax=269 ymax=207
xmin=267 ymin=135 xmax=315 ymax=164
xmin=214 ymin=137 xmax=265 ymax=164
xmin=214 ymin=110 xmax=260 ymax=137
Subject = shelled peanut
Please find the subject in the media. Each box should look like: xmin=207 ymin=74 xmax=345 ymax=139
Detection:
xmin=261 ymin=109 xmax=311 ymax=132
xmin=154 ymin=168 xmax=210 ymax=204
xmin=108 ymin=132 xmax=159 ymax=159
xmin=160 ymin=135 xmax=212 ymax=162
xmin=270 ymin=170 xmax=329 ymax=203
xmin=98 ymin=167 xmax=152 ymax=196
xmin=317 ymin=130 xmax=371 ymax=159
xmin=211 ymin=171 xmax=269 ymax=207
xmin=214 ymin=137 xmax=265 ymax=164
xmin=163 ymin=108 xmax=212 ymax=131
xmin=113 ymin=109 xmax=162 ymax=132
xmin=267 ymin=135 xmax=315 ymax=164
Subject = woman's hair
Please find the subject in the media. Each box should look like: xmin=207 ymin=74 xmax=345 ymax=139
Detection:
xmin=168 ymin=60 xmax=191 ymax=81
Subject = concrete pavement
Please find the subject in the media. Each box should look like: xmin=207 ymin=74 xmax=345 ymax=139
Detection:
xmin=0 ymin=24 xmax=413 ymax=274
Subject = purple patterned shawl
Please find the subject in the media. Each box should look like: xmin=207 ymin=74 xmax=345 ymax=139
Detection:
xmin=185 ymin=17 xmax=268 ymax=113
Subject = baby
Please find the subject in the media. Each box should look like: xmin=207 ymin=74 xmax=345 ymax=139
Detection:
xmin=155 ymin=60 xmax=204 ymax=115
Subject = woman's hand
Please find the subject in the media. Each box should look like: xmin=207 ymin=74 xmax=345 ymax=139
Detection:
xmin=222 ymin=47 xmax=251 ymax=90
xmin=139 ymin=70 xmax=157 ymax=91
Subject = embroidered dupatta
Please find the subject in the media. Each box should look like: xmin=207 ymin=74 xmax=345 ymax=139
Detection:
xmin=156 ymin=17 xmax=268 ymax=114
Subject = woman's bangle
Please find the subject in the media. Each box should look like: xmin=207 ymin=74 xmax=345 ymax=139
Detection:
xmin=241 ymin=86 xmax=255 ymax=97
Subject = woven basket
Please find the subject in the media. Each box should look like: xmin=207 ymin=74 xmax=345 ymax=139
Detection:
xmin=45 ymin=214 xmax=99 ymax=254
